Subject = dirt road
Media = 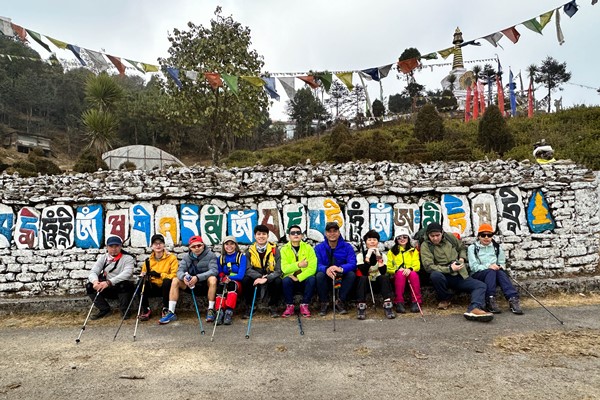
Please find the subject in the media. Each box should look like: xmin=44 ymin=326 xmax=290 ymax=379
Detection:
xmin=0 ymin=303 xmax=599 ymax=400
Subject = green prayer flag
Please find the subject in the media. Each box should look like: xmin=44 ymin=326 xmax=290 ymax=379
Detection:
xmin=124 ymin=58 xmax=146 ymax=73
xmin=315 ymin=72 xmax=332 ymax=92
xmin=523 ymin=18 xmax=543 ymax=34
xmin=421 ymin=52 xmax=438 ymax=60
xmin=221 ymin=73 xmax=239 ymax=95
xmin=25 ymin=29 xmax=51 ymax=52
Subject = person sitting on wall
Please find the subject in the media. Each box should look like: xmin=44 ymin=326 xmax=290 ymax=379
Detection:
xmin=137 ymin=234 xmax=179 ymax=321
xmin=159 ymin=235 xmax=218 ymax=324
xmin=243 ymin=224 xmax=283 ymax=318
xmin=386 ymin=227 xmax=422 ymax=314
xmin=314 ymin=221 xmax=357 ymax=316
xmin=533 ymin=139 xmax=556 ymax=164
xmin=468 ymin=224 xmax=523 ymax=315
xmin=216 ymin=236 xmax=247 ymax=325
xmin=280 ymin=225 xmax=317 ymax=318
xmin=86 ymin=236 xmax=136 ymax=320
xmin=420 ymin=222 xmax=493 ymax=323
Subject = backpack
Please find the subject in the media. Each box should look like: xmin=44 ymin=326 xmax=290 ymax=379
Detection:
xmin=473 ymin=240 xmax=500 ymax=263
xmin=220 ymin=252 xmax=243 ymax=275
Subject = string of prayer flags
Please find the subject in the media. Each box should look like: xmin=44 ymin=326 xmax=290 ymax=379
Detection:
xmin=46 ymin=36 xmax=68 ymax=49
xmin=86 ymin=49 xmax=110 ymax=71
xmin=67 ymin=44 xmax=86 ymax=66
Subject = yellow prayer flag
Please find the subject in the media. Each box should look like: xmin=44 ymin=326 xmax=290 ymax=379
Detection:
xmin=46 ymin=36 xmax=68 ymax=49
xmin=240 ymin=76 xmax=265 ymax=87
xmin=437 ymin=47 xmax=455 ymax=60
xmin=539 ymin=10 xmax=554 ymax=29
xmin=335 ymin=72 xmax=354 ymax=91
xmin=141 ymin=63 xmax=159 ymax=73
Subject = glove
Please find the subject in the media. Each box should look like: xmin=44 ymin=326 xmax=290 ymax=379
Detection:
xmin=148 ymin=270 xmax=161 ymax=278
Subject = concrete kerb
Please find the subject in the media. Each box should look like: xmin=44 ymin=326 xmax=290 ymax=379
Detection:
xmin=1 ymin=275 xmax=599 ymax=316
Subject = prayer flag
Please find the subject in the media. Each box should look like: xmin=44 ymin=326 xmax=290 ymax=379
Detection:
xmin=297 ymin=75 xmax=320 ymax=89
xmin=378 ymin=64 xmax=393 ymax=79
xmin=85 ymin=49 xmax=110 ymax=71
xmin=482 ymin=32 xmax=503 ymax=48
xmin=184 ymin=70 xmax=198 ymax=81
xmin=124 ymin=58 xmax=146 ymax=74
xmin=278 ymin=77 xmax=296 ymax=98
xmin=46 ymin=36 xmax=68 ymax=49
xmin=421 ymin=52 xmax=438 ymax=60
xmin=0 ymin=17 xmax=13 ymax=36
xmin=221 ymin=73 xmax=239 ymax=95
xmin=437 ymin=47 xmax=454 ymax=59
xmin=522 ymin=18 xmax=543 ymax=34
xmin=335 ymin=72 xmax=354 ymax=91
xmin=556 ymin=7 xmax=565 ymax=45
xmin=501 ymin=27 xmax=521 ymax=44
xmin=473 ymin=83 xmax=479 ymax=119
xmin=563 ymin=1 xmax=579 ymax=17
xmin=106 ymin=55 xmax=126 ymax=76
xmin=528 ymin=81 xmax=534 ymax=118
xmin=204 ymin=73 xmax=223 ymax=89
xmin=262 ymin=76 xmax=280 ymax=100
xmin=360 ymin=68 xmax=379 ymax=82
xmin=397 ymin=58 xmax=420 ymax=74
xmin=25 ymin=30 xmax=51 ymax=52
xmin=166 ymin=67 xmax=182 ymax=89
xmin=465 ymin=86 xmax=471 ymax=122
xmin=315 ymin=72 xmax=333 ymax=91
xmin=539 ymin=10 xmax=554 ymax=29
xmin=141 ymin=63 xmax=159 ymax=73
xmin=240 ymin=76 xmax=265 ymax=87
xmin=509 ymin=69 xmax=517 ymax=117
xmin=10 ymin=23 xmax=27 ymax=42
xmin=67 ymin=44 xmax=86 ymax=66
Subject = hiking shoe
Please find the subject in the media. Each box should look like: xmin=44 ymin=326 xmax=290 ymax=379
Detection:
xmin=437 ymin=300 xmax=451 ymax=310
xmin=299 ymin=304 xmax=311 ymax=318
xmin=158 ymin=311 xmax=177 ymax=324
xmin=410 ymin=303 xmax=420 ymax=313
xmin=161 ymin=307 xmax=169 ymax=318
xmin=216 ymin=309 xmax=225 ymax=325
xmin=206 ymin=308 xmax=216 ymax=323
xmin=90 ymin=308 xmax=111 ymax=320
xmin=335 ymin=300 xmax=348 ymax=315
xmin=223 ymin=309 xmax=234 ymax=325
xmin=282 ymin=304 xmax=295 ymax=318
xmin=383 ymin=301 xmax=396 ymax=319
xmin=463 ymin=308 xmax=494 ymax=322
xmin=319 ymin=302 xmax=329 ymax=316
xmin=486 ymin=296 xmax=502 ymax=314
xmin=357 ymin=303 xmax=367 ymax=320
xmin=139 ymin=307 xmax=151 ymax=321
xmin=269 ymin=306 xmax=280 ymax=318
xmin=395 ymin=303 xmax=406 ymax=314
xmin=509 ymin=297 xmax=524 ymax=315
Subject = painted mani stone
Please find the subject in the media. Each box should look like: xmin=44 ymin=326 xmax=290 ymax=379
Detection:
xmin=496 ymin=187 xmax=527 ymax=236
xmin=105 ymin=209 xmax=129 ymax=244
xmin=0 ymin=204 xmax=14 ymax=248
xmin=441 ymin=194 xmax=472 ymax=237
xmin=393 ymin=203 xmax=420 ymax=238
xmin=130 ymin=203 xmax=154 ymax=247
xmin=200 ymin=205 xmax=226 ymax=245
xmin=75 ymin=204 xmax=103 ymax=249
xmin=258 ymin=200 xmax=284 ymax=242
xmin=527 ymin=189 xmax=556 ymax=233
xmin=471 ymin=194 xmax=497 ymax=234
xmin=180 ymin=204 xmax=201 ymax=246
xmin=15 ymin=207 xmax=39 ymax=249
xmin=283 ymin=203 xmax=306 ymax=235
xmin=155 ymin=204 xmax=179 ymax=247
xmin=308 ymin=197 xmax=344 ymax=242
xmin=420 ymin=201 xmax=441 ymax=230
xmin=345 ymin=198 xmax=369 ymax=243
xmin=40 ymin=205 xmax=75 ymax=249
xmin=370 ymin=203 xmax=393 ymax=241
xmin=228 ymin=210 xmax=258 ymax=245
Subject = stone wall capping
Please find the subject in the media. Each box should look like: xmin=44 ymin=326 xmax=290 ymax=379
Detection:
xmin=436 ymin=186 xmax=470 ymax=194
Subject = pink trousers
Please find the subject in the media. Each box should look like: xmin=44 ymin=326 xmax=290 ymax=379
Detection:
xmin=392 ymin=270 xmax=422 ymax=304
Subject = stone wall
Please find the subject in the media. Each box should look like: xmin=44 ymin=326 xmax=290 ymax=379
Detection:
xmin=0 ymin=159 xmax=599 ymax=298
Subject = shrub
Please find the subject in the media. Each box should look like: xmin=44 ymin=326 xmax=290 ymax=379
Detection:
xmin=27 ymin=147 xmax=62 ymax=175
xmin=353 ymin=130 xmax=395 ymax=161
xmin=224 ymin=149 xmax=258 ymax=167
xmin=478 ymin=105 xmax=515 ymax=156
xmin=11 ymin=160 xmax=38 ymax=177
xmin=414 ymin=104 xmax=444 ymax=142
xmin=119 ymin=161 xmax=137 ymax=170
xmin=73 ymin=150 xmax=109 ymax=173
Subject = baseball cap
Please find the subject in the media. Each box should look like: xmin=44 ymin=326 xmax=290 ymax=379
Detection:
xmin=106 ymin=236 xmax=123 ymax=246
xmin=478 ymin=224 xmax=494 ymax=234
xmin=325 ymin=221 xmax=340 ymax=231
xmin=222 ymin=235 xmax=237 ymax=244
xmin=151 ymin=234 xmax=165 ymax=244
xmin=188 ymin=236 xmax=204 ymax=246
xmin=426 ymin=222 xmax=443 ymax=234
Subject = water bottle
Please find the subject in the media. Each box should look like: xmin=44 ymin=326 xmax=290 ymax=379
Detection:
xmin=185 ymin=273 xmax=195 ymax=289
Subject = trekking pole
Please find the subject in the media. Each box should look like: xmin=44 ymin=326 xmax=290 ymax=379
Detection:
xmin=75 ymin=292 xmax=99 ymax=344
xmin=332 ymin=277 xmax=337 ymax=332
xmin=296 ymin=308 xmax=304 ymax=336
xmin=113 ymin=278 xmax=144 ymax=341
xmin=132 ymin=275 xmax=148 ymax=341
xmin=408 ymin=280 xmax=426 ymax=322
xmin=506 ymin=271 xmax=564 ymax=325
xmin=190 ymin=287 xmax=206 ymax=335
xmin=211 ymin=284 xmax=227 ymax=342
xmin=367 ymin=278 xmax=376 ymax=307
xmin=245 ymin=286 xmax=258 ymax=339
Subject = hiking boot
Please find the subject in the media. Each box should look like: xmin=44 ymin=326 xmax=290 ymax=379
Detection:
xmin=410 ymin=302 xmax=420 ymax=313
xmin=223 ymin=309 xmax=234 ymax=325
xmin=217 ymin=309 xmax=226 ymax=325
xmin=206 ymin=308 xmax=216 ymax=323
xmin=282 ymin=304 xmax=295 ymax=318
xmin=161 ymin=307 xmax=169 ymax=318
xmin=486 ymin=296 xmax=502 ymax=314
xmin=319 ymin=302 xmax=329 ymax=316
xmin=90 ymin=308 xmax=111 ymax=320
xmin=138 ymin=307 xmax=151 ymax=321
xmin=158 ymin=311 xmax=177 ymax=324
xmin=383 ymin=301 xmax=396 ymax=319
xmin=395 ymin=303 xmax=406 ymax=314
xmin=357 ymin=303 xmax=367 ymax=320
xmin=299 ymin=304 xmax=311 ymax=318
xmin=463 ymin=308 xmax=494 ymax=322
xmin=437 ymin=300 xmax=451 ymax=310
xmin=269 ymin=306 xmax=280 ymax=318
xmin=335 ymin=300 xmax=348 ymax=315
xmin=509 ymin=297 xmax=524 ymax=315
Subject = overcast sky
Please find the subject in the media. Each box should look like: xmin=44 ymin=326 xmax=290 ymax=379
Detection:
xmin=3 ymin=0 xmax=599 ymax=120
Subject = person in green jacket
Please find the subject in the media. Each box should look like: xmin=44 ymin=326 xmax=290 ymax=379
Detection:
xmin=280 ymin=225 xmax=317 ymax=318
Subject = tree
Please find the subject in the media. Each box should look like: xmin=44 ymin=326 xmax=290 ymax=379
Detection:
xmin=388 ymin=93 xmax=412 ymax=114
xmin=286 ymin=87 xmax=329 ymax=139
xmin=478 ymin=104 xmax=514 ymax=156
xmin=372 ymin=99 xmax=385 ymax=118
xmin=429 ymin=89 xmax=457 ymax=111
xmin=414 ymin=104 xmax=444 ymax=142
xmin=159 ymin=7 xmax=269 ymax=164
xmin=535 ymin=56 xmax=571 ymax=113
xmin=325 ymin=81 xmax=366 ymax=121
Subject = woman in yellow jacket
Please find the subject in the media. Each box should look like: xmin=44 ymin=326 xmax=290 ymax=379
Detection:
xmin=386 ymin=228 xmax=422 ymax=314
xmin=139 ymin=234 xmax=179 ymax=320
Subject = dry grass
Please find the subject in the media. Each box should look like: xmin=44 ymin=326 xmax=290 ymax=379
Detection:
xmin=494 ymin=329 xmax=600 ymax=357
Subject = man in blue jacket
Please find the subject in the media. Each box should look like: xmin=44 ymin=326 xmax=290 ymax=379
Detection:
xmin=315 ymin=222 xmax=357 ymax=316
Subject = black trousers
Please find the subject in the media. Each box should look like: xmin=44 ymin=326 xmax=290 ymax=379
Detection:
xmin=242 ymin=276 xmax=282 ymax=307
xmin=140 ymin=279 xmax=172 ymax=310
xmin=86 ymin=281 xmax=135 ymax=313
xmin=355 ymin=274 xmax=394 ymax=302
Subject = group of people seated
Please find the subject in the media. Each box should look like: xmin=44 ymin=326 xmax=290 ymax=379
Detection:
xmin=86 ymin=220 xmax=523 ymax=326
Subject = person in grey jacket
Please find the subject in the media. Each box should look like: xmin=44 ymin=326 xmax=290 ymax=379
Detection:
xmin=86 ymin=236 xmax=135 ymax=320
xmin=159 ymin=235 xmax=218 ymax=324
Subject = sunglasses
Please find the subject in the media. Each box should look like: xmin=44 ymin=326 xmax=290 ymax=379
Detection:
xmin=396 ymin=235 xmax=409 ymax=240
xmin=289 ymin=231 xmax=302 ymax=235
xmin=189 ymin=244 xmax=204 ymax=249
xmin=479 ymin=233 xmax=494 ymax=238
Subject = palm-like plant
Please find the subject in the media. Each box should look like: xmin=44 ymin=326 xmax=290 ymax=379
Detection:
xmin=85 ymin=73 xmax=124 ymax=112
xmin=82 ymin=108 xmax=119 ymax=155
xmin=447 ymin=74 xmax=457 ymax=94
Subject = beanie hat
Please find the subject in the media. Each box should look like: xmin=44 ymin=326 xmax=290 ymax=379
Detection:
xmin=363 ymin=229 xmax=380 ymax=241
xmin=426 ymin=222 xmax=443 ymax=234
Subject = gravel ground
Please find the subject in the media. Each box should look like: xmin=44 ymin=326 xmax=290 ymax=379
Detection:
xmin=0 ymin=301 xmax=599 ymax=400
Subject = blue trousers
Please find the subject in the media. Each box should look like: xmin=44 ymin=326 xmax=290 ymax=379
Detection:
xmin=472 ymin=269 xmax=519 ymax=299
xmin=316 ymin=271 xmax=356 ymax=303
xmin=282 ymin=275 xmax=316 ymax=304
xmin=429 ymin=271 xmax=486 ymax=312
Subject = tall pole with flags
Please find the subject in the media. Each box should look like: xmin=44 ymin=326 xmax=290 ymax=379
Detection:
xmin=509 ymin=68 xmax=517 ymax=117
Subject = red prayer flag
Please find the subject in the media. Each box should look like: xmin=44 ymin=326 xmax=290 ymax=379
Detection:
xmin=473 ymin=84 xmax=479 ymax=119
xmin=479 ymin=82 xmax=486 ymax=114
xmin=528 ymin=82 xmax=534 ymax=118
xmin=397 ymin=58 xmax=420 ymax=74
xmin=10 ymin=23 xmax=27 ymax=42
xmin=204 ymin=73 xmax=223 ymax=89
xmin=297 ymin=75 xmax=320 ymax=89
xmin=501 ymin=27 xmax=521 ymax=44
xmin=496 ymin=77 xmax=505 ymax=116
xmin=465 ymin=86 xmax=472 ymax=122
xmin=106 ymin=55 xmax=126 ymax=76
